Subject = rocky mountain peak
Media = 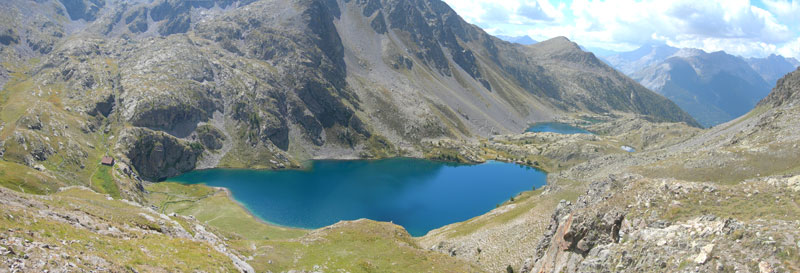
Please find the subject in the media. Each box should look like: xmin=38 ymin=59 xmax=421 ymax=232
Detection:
xmin=672 ymin=48 xmax=706 ymax=58
xmin=535 ymin=36 xmax=581 ymax=52
xmin=528 ymin=36 xmax=606 ymax=68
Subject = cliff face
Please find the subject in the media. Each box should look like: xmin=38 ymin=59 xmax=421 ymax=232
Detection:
xmin=121 ymin=128 xmax=204 ymax=181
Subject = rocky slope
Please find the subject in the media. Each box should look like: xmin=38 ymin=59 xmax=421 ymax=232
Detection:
xmin=0 ymin=186 xmax=255 ymax=272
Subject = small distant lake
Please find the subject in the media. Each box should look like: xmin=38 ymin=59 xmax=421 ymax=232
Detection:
xmin=168 ymin=158 xmax=546 ymax=236
xmin=526 ymin=122 xmax=592 ymax=134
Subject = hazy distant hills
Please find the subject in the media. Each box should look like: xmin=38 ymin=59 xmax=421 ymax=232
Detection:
xmin=604 ymin=43 xmax=679 ymax=75
xmin=496 ymin=35 xmax=537 ymax=45
xmin=747 ymin=54 xmax=800 ymax=87
xmin=604 ymin=44 xmax=799 ymax=127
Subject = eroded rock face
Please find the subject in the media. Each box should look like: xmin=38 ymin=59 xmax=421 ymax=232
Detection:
xmin=122 ymin=129 xmax=203 ymax=181
xmin=129 ymin=101 xmax=214 ymax=137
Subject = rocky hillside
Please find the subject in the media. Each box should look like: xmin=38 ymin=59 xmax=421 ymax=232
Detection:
xmin=419 ymin=67 xmax=800 ymax=273
xmin=528 ymin=66 xmax=800 ymax=273
xmin=0 ymin=0 xmax=697 ymax=189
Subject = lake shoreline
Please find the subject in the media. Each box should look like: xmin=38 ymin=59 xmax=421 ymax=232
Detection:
xmin=169 ymin=158 xmax=547 ymax=237
xmin=213 ymin=185 xmax=311 ymax=232
xmin=526 ymin=122 xmax=594 ymax=135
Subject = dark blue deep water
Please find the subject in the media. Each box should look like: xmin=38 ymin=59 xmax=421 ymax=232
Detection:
xmin=168 ymin=158 xmax=546 ymax=236
xmin=526 ymin=122 xmax=592 ymax=134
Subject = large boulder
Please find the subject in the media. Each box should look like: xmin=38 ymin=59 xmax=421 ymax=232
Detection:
xmin=526 ymin=177 xmax=626 ymax=273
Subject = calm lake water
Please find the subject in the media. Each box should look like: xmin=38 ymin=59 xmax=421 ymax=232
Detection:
xmin=168 ymin=158 xmax=546 ymax=236
xmin=526 ymin=122 xmax=592 ymax=134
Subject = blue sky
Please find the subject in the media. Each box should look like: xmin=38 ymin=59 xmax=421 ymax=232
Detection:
xmin=442 ymin=0 xmax=800 ymax=58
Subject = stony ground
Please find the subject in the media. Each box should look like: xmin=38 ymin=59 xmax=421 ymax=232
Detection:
xmin=0 ymin=186 xmax=251 ymax=272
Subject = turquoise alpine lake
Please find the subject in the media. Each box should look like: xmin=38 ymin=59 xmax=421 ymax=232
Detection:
xmin=167 ymin=158 xmax=546 ymax=236
xmin=526 ymin=122 xmax=592 ymax=134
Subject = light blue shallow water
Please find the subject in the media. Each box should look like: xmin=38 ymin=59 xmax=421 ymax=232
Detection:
xmin=168 ymin=158 xmax=546 ymax=236
xmin=526 ymin=122 xmax=592 ymax=134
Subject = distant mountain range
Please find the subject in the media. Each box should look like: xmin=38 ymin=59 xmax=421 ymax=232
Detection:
xmin=579 ymin=46 xmax=622 ymax=58
xmin=746 ymin=54 xmax=800 ymax=87
xmin=495 ymin=35 xmax=537 ymax=45
xmin=603 ymin=43 xmax=679 ymax=75
xmin=603 ymin=44 xmax=800 ymax=127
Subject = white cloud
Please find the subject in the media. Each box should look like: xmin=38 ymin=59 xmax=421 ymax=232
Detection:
xmin=762 ymin=0 xmax=800 ymax=26
xmin=442 ymin=0 xmax=800 ymax=59
xmin=443 ymin=0 xmax=564 ymax=27
xmin=778 ymin=37 xmax=800 ymax=59
xmin=518 ymin=2 xmax=553 ymax=21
